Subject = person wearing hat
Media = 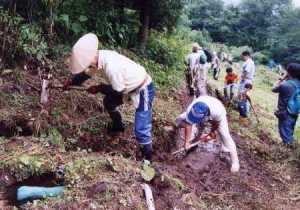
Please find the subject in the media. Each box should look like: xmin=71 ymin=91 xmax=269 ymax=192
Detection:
xmin=176 ymin=95 xmax=240 ymax=173
xmin=63 ymin=33 xmax=155 ymax=161
xmin=185 ymin=43 xmax=207 ymax=96
xmin=237 ymin=51 xmax=256 ymax=123
xmin=212 ymin=51 xmax=221 ymax=80
xmin=272 ymin=63 xmax=300 ymax=147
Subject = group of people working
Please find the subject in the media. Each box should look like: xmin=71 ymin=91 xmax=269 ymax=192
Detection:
xmin=185 ymin=44 xmax=256 ymax=125
xmin=186 ymin=42 xmax=300 ymax=150
xmin=62 ymin=33 xmax=299 ymax=175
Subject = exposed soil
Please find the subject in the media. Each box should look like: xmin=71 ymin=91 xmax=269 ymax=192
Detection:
xmin=149 ymin=89 xmax=300 ymax=210
xmin=0 ymin=171 xmax=61 ymax=207
xmin=1 ymin=69 xmax=300 ymax=209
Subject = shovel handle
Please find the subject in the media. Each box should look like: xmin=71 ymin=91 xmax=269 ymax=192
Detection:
xmin=49 ymin=85 xmax=86 ymax=91
xmin=172 ymin=141 xmax=201 ymax=155
xmin=172 ymin=132 xmax=216 ymax=155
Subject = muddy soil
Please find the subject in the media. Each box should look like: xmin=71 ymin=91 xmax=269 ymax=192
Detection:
xmin=150 ymin=90 xmax=299 ymax=210
xmin=1 ymin=71 xmax=300 ymax=209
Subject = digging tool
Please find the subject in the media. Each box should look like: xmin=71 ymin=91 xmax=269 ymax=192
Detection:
xmin=172 ymin=133 xmax=216 ymax=156
xmin=40 ymin=74 xmax=51 ymax=105
xmin=40 ymin=74 xmax=86 ymax=105
xmin=142 ymin=184 xmax=155 ymax=210
xmin=48 ymin=84 xmax=86 ymax=91
xmin=246 ymin=95 xmax=260 ymax=124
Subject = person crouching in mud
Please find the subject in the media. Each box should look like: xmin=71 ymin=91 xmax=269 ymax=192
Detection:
xmin=176 ymin=95 xmax=240 ymax=173
xmin=63 ymin=33 xmax=155 ymax=161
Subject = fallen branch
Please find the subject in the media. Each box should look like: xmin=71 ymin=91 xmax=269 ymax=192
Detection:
xmin=142 ymin=183 xmax=155 ymax=210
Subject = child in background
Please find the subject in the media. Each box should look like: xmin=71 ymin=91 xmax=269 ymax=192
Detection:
xmin=224 ymin=67 xmax=238 ymax=101
xmin=238 ymin=83 xmax=253 ymax=125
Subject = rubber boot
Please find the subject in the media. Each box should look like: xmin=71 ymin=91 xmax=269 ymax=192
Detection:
xmin=108 ymin=111 xmax=125 ymax=134
xmin=140 ymin=144 xmax=153 ymax=162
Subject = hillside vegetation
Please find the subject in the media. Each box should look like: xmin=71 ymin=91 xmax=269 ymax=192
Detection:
xmin=1 ymin=0 xmax=300 ymax=209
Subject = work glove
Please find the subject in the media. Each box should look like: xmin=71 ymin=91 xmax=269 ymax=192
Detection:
xmin=87 ymin=85 xmax=103 ymax=94
xmin=62 ymin=79 xmax=73 ymax=91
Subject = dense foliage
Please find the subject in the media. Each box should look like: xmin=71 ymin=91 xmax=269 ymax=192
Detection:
xmin=0 ymin=0 xmax=299 ymax=72
xmin=187 ymin=0 xmax=299 ymax=65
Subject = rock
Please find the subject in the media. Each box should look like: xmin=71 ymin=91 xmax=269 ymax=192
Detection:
xmin=163 ymin=126 xmax=175 ymax=133
xmin=0 ymin=171 xmax=17 ymax=187
xmin=87 ymin=182 xmax=108 ymax=198
xmin=1 ymin=69 xmax=13 ymax=76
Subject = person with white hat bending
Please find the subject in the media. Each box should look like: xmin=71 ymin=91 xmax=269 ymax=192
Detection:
xmin=63 ymin=33 xmax=155 ymax=161
xmin=176 ymin=95 xmax=240 ymax=173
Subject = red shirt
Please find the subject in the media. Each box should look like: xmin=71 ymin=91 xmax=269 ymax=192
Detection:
xmin=225 ymin=73 xmax=238 ymax=85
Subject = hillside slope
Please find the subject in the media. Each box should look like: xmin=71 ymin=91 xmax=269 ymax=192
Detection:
xmin=0 ymin=59 xmax=300 ymax=209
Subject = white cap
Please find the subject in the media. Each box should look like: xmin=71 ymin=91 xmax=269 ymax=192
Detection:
xmin=69 ymin=33 xmax=99 ymax=74
xmin=192 ymin=42 xmax=201 ymax=51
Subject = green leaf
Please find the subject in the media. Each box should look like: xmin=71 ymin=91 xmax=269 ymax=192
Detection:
xmin=19 ymin=155 xmax=31 ymax=166
xmin=141 ymin=160 xmax=155 ymax=182
xmin=79 ymin=15 xmax=88 ymax=22
xmin=59 ymin=14 xmax=70 ymax=27
xmin=71 ymin=22 xmax=82 ymax=34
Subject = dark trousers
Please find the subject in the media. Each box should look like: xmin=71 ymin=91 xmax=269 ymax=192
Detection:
xmin=186 ymin=71 xmax=194 ymax=96
xmin=103 ymin=86 xmax=124 ymax=130
xmin=213 ymin=67 xmax=220 ymax=80
xmin=277 ymin=111 xmax=298 ymax=145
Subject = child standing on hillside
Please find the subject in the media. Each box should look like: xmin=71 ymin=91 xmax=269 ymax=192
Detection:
xmin=237 ymin=51 xmax=256 ymax=124
xmin=238 ymin=83 xmax=253 ymax=125
xmin=272 ymin=63 xmax=300 ymax=147
xmin=212 ymin=52 xmax=221 ymax=80
xmin=224 ymin=67 xmax=238 ymax=101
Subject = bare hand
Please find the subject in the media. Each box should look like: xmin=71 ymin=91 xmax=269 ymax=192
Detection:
xmin=184 ymin=141 xmax=190 ymax=150
xmin=62 ymin=79 xmax=73 ymax=91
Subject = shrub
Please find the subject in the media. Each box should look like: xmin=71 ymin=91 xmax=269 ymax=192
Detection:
xmin=18 ymin=24 xmax=48 ymax=61
xmin=0 ymin=8 xmax=23 ymax=68
xmin=229 ymin=46 xmax=253 ymax=61
xmin=188 ymin=29 xmax=212 ymax=48
xmin=253 ymin=51 xmax=270 ymax=65
xmin=121 ymin=49 xmax=184 ymax=91
xmin=146 ymin=31 xmax=188 ymax=69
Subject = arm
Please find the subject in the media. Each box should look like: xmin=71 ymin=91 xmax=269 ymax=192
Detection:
xmin=211 ymin=121 xmax=219 ymax=133
xmin=87 ymin=83 xmax=123 ymax=95
xmin=63 ymin=72 xmax=91 ymax=90
xmin=71 ymin=72 xmax=91 ymax=86
xmin=272 ymin=81 xmax=282 ymax=93
xmin=184 ymin=122 xmax=193 ymax=150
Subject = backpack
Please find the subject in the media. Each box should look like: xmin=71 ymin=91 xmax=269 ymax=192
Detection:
xmin=203 ymin=49 xmax=213 ymax=63
xmin=287 ymin=80 xmax=300 ymax=115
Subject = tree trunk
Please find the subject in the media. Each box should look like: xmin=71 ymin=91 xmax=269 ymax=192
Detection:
xmin=138 ymin=0 xmax=150 ymax=52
